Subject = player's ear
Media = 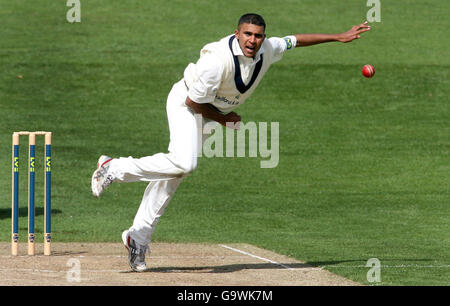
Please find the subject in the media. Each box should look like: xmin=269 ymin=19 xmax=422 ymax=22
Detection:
xmin=234 ymin=29 xmax=239 ymax=38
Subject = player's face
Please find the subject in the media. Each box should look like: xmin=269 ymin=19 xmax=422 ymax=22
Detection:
xmin=235 ymin=23 xmax=266 ymax=58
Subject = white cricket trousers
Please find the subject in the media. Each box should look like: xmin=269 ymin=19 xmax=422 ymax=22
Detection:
xmin=108 ymin=79 xmax=215 ymax=246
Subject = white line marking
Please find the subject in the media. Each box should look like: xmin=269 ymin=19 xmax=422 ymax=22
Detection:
xmin=220 ymin=245 xmax=294 ymax=270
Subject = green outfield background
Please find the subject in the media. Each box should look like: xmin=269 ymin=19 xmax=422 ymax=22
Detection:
xmin=0 ymin=0 xmax=449 ymax=285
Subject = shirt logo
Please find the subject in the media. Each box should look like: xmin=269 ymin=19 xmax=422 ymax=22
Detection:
xmin=284 ymin=37 xmax=293 ymax=50
xmin=216 ymin=95 xmax=240 ymax=106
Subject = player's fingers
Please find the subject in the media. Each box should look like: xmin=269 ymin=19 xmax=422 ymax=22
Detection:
xmin=352 ymin=21 xmax=367 ymax=29
xmin=358 ymin=22 xmax=371 ymax=29
xmin=357 ymin=29 xmax=370 ymax=37
xmin=356 ymin=25 xmax=370 ymax=31
xmin=356 ymin=27 xmax=371 ymax=35
xmin=354 ymin=24 xmax=371 ymax=35
xmin=361 ymin=25 xmax=371 ymax=31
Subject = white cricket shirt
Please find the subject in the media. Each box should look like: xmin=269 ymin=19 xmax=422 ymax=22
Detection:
xmin=183 ymin=34 xmax=296 ymax=114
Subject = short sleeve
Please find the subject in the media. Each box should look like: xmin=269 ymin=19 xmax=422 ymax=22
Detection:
xmin=267 ymin=36 xmax=297 ymax=63
xmin=188 ymin=52 xmax=224 ymax=104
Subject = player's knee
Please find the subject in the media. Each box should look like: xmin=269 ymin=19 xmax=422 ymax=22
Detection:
xmin=178 ymin=157 xmax=197 ymax=176
xmin=181 ymin=161 xmax=197 ymax=175
xmin=168 ymin=152 xmax=198 ymax=176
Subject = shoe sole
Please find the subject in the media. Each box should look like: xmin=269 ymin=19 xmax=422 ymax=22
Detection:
xmin=122 ymin=230 xmax=130 ymax=249
xmin=91 ymin=156 xmax=113 ymax=198
xmin=91 ymin=169 xmax=101 ymax=197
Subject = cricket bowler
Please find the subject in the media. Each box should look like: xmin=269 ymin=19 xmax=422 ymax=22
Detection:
xmin=91 ymin=13 xmax=370 ymax=272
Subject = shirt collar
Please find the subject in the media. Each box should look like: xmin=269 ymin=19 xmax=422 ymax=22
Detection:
xmin=232 ymin=35 xmax=264 ymax=63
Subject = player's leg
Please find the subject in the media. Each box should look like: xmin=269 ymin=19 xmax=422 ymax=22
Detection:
xmin=120 ymin=80 xmax=203 ymax=271
xmin=128 ymin=178 xmax=183 ymax=245
xmin=123 ymin=80 xmax=202 ymax=243
xmin=122 ymin=179 xmax=181 ymax=272
xmin=107 ymin=93 xmax=200 ymax=182
xmin=91 ymin=80 xmax=198 ymax=197
xmin=126 ymin=115 xmax=216 ymax=247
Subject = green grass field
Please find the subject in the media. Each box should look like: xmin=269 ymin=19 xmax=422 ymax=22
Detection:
xmin=1 ymin=0 xmax=449 ymax=285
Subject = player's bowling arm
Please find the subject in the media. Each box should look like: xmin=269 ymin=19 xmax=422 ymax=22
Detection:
xmin=294 ymin=21 xmax=370 ymax=47
xmin=185 ymin=97 xmax=241 ymax=130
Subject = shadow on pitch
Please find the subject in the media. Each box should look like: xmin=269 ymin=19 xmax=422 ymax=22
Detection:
xmin=0 ymin=207 xmax=62 ymax=220
xmin=140 ymin=262 xmax=311 ymax=274
xmin=128 ymin=258 xmax=434 ymax=274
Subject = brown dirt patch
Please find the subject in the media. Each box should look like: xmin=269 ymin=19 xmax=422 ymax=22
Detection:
xmin=0 ymin=242 xmax=360 ymax=286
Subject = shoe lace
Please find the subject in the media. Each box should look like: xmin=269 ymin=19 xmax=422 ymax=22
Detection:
xmin=129 ymin=241 xmax=148 ymax=263
xmin=102 ymin=174 xmax=114 ymax=188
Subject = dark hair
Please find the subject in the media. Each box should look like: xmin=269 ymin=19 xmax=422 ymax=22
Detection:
xmin=238 ymin=13 xmax=266 ymax=31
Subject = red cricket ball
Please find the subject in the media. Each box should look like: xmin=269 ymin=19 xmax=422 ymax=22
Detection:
xmin=362 ymin=64 xmax=375 ymax=78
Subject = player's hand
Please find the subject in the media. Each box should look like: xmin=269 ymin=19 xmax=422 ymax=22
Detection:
xmin=337 ymin=21 xmax=371 ymax=43
xmin=223 ymin=112 xmax=241 ymax=130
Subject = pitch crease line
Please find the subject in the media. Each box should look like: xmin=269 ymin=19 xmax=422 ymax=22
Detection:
xmin=220 ymin=244 xmax=294 ymax=270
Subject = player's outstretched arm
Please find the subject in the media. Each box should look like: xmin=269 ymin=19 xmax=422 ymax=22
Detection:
xmin=294 ymin=21 xmax=371 ymax=47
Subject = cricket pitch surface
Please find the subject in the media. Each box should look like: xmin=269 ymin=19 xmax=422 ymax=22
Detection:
xmin=0 ymin=243 xmax=360 ymax=286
